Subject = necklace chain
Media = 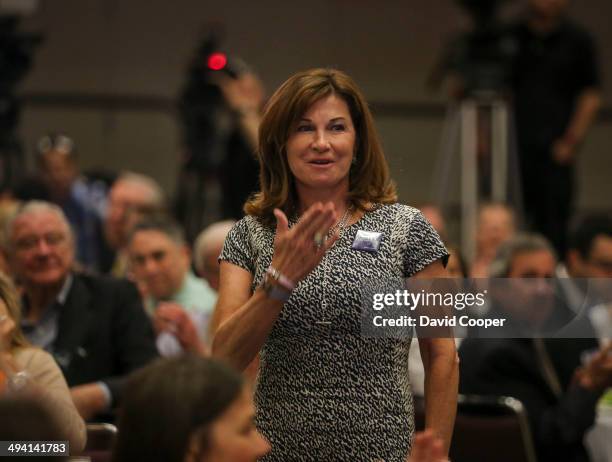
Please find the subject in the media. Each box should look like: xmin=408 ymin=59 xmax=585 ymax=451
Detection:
xmin=328 ymin=205 xmax=353 ymax=238
xmin=290 ymin=204 xmax=354 ymax=238
xmin=320 ymin=205 xmax=354 ymax=326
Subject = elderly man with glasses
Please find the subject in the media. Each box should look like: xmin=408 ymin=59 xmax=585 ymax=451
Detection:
xmin=4 ymin=200 xmax=158 ymax=421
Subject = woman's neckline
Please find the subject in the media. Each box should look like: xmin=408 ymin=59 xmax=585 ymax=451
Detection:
xmin=344 ymin=202 xmax=380 ymax=231
xmin=288 ymin=202 xmax=381 ymax=229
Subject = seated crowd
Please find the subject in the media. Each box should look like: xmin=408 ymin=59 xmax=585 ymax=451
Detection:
xmin=0 ymin=143 xmax=610 ymax=460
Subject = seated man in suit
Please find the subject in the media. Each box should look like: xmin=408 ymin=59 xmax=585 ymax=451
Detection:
xmin=459 ymin=233 xmax=612 ymax=462
xmin=4 ymin=200 xmax=158 ymax=420
xmin=562 ymin=214 xmax=612 ymax=338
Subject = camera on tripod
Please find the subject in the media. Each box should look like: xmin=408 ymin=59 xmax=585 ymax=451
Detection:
xmin=438 ymin=0 xmax=518 ymax=99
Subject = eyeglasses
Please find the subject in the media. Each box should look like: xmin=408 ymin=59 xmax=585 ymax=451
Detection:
xmin=15 ymin=232 xmax=67 ymax=252
xmin=37 ymin=134 xmax=74 ymax=155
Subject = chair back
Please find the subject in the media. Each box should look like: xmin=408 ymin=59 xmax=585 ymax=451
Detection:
xmin=413 ymin=394 xmax=538 ymax=462
xmin=82 ymin=423 xmax=117 ymax=462
xmin=451 ymin=395 xmax=538 ymax=462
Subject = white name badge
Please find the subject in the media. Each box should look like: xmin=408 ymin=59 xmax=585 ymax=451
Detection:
xmin=351 ymin=230 xmax=383 ymax=253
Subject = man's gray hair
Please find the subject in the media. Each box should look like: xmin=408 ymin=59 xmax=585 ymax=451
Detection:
xmin=4 ymin=201 xmax=73 ymax=251
xmin=193 ymin=220 xmax=236 ymax=274
xmin=489 ymin=233 xmax=557 ymax=278
xmin=115 ymin=171 xmax=166 ymax=210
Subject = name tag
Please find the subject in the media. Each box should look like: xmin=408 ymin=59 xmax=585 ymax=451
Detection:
xmin=351 ymin=230 xmax=383 ymax=253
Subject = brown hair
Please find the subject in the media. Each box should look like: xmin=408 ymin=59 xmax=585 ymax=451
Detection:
xmin=245 ymin=68 xmax=397 ymax=226
xmin=0 ymin=273 xmax=30 ymax=350
xmin=112 ymin=355 xmax=244 ymax=462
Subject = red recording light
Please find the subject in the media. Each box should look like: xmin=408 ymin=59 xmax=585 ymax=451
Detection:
xmin=207 ymin=52 xmax=227 ymax=71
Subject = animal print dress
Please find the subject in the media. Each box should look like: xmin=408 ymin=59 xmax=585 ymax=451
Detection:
xmin=220 ymin=203 xmax=448 ymax=461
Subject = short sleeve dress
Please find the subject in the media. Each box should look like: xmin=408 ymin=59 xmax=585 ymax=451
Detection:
xmin=219 ymin=203 xmax=448 ymax=461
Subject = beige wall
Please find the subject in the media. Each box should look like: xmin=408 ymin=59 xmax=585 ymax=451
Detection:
xmin=16 ymin=0 xmax=612 ymax=210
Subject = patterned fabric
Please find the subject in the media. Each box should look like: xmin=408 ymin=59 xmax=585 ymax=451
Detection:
xmin=220 ymin=203 xmax=448 ymax=461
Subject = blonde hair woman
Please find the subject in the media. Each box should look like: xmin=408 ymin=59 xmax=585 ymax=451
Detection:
xmin=0 ymin=273 xmax=86 ymax=452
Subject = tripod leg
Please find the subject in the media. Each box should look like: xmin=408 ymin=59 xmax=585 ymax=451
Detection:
xmin=460 ymin=101 xmax=478 ymax=262
xmin=492 ymin=102 xmax=509 ymax=202
xmin=431 ymin=104 xmax=461 ymax=206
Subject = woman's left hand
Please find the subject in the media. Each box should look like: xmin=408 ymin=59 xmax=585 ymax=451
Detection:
xmin=406 ymin=430 xmax=449 ymax=462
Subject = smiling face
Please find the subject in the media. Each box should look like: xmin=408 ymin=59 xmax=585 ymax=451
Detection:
xmin=9 ymin=210 xmax=74 ymax=288
xmin=502 ymin=250 xmax=557 ymax=327
xmin=285 ymin=94 xmax=355 ymax=196
xmin=128 ymin=230 xmax=190 ymax=300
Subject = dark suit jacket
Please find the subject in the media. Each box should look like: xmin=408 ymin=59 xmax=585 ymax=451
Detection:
xmin=52 ymin=272 xmax=158 ymax=406
xmin=459 ymin=337 xmax=601 ymax=462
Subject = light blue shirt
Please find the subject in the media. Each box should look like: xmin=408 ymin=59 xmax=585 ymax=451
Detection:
xmin=21 ymin=275 xmax=73 ymax=350
xmin=147 ymin=271 xmax=217 ymax=345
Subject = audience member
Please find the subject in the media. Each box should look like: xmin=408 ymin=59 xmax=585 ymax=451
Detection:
xmin=418 ymin=204 xmax=448 ymax=243
xmin=113 ymin=354 xmax=448 ymax=462
xmin=0 ymin=197 xmax=20 ymax=275
xmin=0 ymin=273 xmax=85 ymax=452
xmin=193 ymin=221 xmax=239 ymax=366
xmin=470 ymin=202 xmax=516 ymax=277
xmin=127 ymin=217 xmax=216 ymax=357
xmin=561 ymin=214 xmax=612 ymax=340
xmin=112 ymin=355 xmax=271 ymax=462
xmin=460 ymin=233 xmax=611 ymax=462
xmin=566 ymin=214 xmax=612 ymax=280
xmin=0 ymin=397 xmax=69 ymax=461
xmin=15 ymin=134 xmax=108 ymax=272
xmin=5 ymin=201 xmax=158 ymax=420
xmin=193 ymin=220 xmax=236 ymax=292
xmin=103 ymin=172 xmax=166 ymax=276
xmin=112 ymin=355 xmax=448 ymax=462
xmin=445 ymin=245 xmax=467 ymax=279
xmin=511 ymin=0 xmax=602 ymax=255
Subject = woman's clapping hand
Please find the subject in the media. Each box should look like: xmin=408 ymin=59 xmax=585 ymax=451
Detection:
xmin=271 ymin=202 xmax=340 ymax=285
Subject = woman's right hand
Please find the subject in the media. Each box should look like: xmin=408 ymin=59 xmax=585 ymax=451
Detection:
xmin=270 ymin=202 xmax=340 ymax=285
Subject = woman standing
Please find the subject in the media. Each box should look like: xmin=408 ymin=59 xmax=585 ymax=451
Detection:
xmin=213 ymin=68 xmax=458 ymax=461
